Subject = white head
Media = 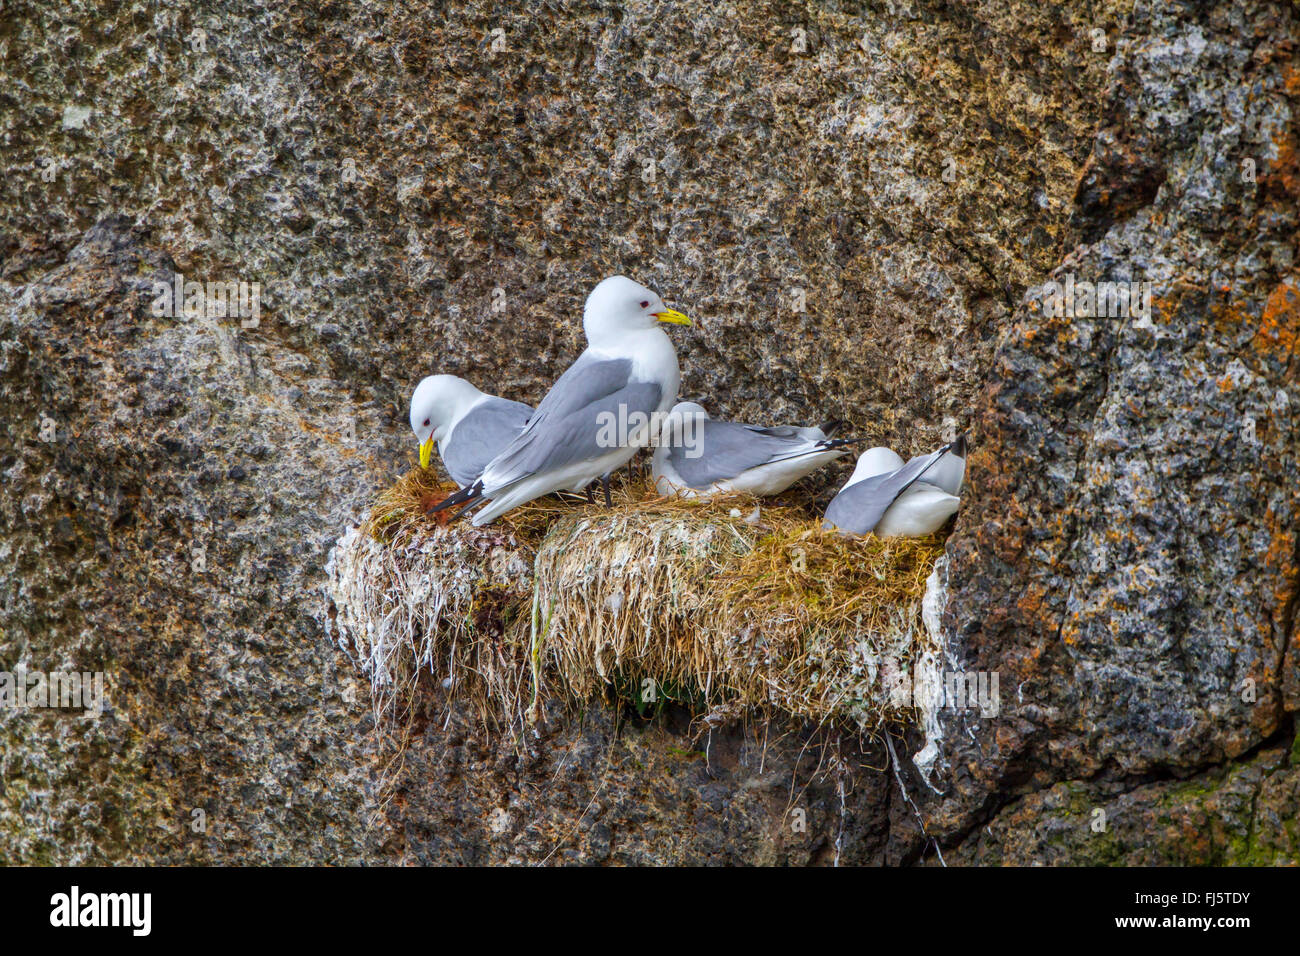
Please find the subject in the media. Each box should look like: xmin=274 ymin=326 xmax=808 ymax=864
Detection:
xmin=845 ymin=446 xmax=906 ymax=487
xmin=668 ymin=400 xmax=709 ymax=422
xmin=656 ymin=401 xmax=709 ymax=456
xmin=582 ymin=275 xmax=691 ymax=344
xmin=409 ymin=374 xmax=486 ymax=468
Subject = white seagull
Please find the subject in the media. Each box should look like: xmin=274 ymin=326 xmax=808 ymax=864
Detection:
xmin=432 ymin=276 xmax=691 ymax=525
xmin=823 ymin=435 xmax=967 ymax=537
xmin=408 ymin=375 xmax=533 ymax=488
xmin=652 ymin=401 xmax=855 ymax=498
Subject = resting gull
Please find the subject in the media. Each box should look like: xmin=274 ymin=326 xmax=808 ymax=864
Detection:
xmin=823 ymin=434 xmax=967 ymax=537
xmin=409 ymin=375 xmax=533 ymax=487
xmin=432 ymin=275 xmax=690 ymax=525
xmin=652 ymin=401 xmax=855 ymax=497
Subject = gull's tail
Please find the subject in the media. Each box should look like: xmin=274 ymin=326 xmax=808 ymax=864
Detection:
xmin=926 ymin=433 xmax=968 ymax=498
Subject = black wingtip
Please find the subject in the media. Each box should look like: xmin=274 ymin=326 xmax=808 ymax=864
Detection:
xmin=950 ymin=432 xmax=968 ymax=458
xmin=820 ymin=437 xmax=861 ymax=450
xmin=448 ymin=497 xmax=486 ymax=523
xmin=427 ymin=480 xmax=483 ymax=515
xmin=819 ymin=418 xmax=846 ymax=437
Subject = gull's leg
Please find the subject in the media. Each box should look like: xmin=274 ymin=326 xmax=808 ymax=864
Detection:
xmin=602 ymin=472 xmax=612 ymax=507
xmin=585 ymin=485 xmax=595 ymax=504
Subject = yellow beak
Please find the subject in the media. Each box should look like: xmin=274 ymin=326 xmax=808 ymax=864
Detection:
xmin=418 ymin=436 xmax=434 ymax=469
xmin=654 ymin=308 xmax=692 ymax=326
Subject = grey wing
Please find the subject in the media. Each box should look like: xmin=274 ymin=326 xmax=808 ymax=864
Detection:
xmin=747 ymin=423 xmax=830 ymax=443
xmin=481 ymin=356 xmax=661 ymax=489
xmin=442 ymin=398 xmax=533 ymax=486
xmin=746 ymin=424 xmax=803 ymax=439
xmin=823 ymin=448 xmax=946 ymax=534
xmin=670 ymin=419 xmax=814 ymax=488
xmin=529 ymin=354 xmax=634 ymax=422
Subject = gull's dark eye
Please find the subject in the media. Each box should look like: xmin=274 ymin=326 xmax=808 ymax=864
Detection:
xmin=640 ymin=300 xmax=649 ymax=309
xmin=423 ymin=419 xmax=430 ymax=427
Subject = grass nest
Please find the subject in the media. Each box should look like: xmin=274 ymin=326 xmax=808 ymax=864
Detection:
xmin=327 ymin=462 xmax=948 ymax=739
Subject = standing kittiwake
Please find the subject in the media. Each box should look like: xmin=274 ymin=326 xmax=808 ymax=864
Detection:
xmin=652 ymin=401 xmax=855 ymax=497
xmin=432 ymin=275 xmax=691 ymax=525
xmin=823 ymin=434 xmax=967 ymax=537
xmin=409 ymin=375 xmax=534 ymax=487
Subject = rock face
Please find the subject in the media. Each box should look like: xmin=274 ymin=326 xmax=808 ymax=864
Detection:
xmin=926 ymin=0 xmax=1300 ymax=861
xmin=1 ymin=0 xmax=1295 ymax=864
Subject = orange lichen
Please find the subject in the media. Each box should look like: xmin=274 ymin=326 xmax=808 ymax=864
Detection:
xmin=1209 ymin=294 xmax=1254 ymax=338
xmin=1252 ymin=280 xmax=1299 ymax=357
xmin=1268 ymin=129 xmax=1300 ymax=199
xmin=1283 ymin=63 xmax=1300 ymax=97
xmin=1016 ymin=582 xmax=1056 ymax=643
xmin=1262 ymin=507 xmax=1298 ymax=623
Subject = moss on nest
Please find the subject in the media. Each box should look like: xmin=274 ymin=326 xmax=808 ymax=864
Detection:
xmin=328 ymin=465 xmax=947 ymax=737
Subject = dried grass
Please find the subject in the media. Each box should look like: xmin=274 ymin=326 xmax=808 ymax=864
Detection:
xmin=327 ymin=464 xmax=947 ymax=739
xmin=530 ymin=506 xmax=943 ymax=732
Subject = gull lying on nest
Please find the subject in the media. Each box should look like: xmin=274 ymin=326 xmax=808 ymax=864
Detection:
xmin=823 ymin=435 xmax=967 ymax=537
xmin=409 ymin=375 xmax=533 ymax=487
xmin=432 ymin=275 xmax=691 ymax=525
xmin=652 ymin=401 xmax=855 ymax=497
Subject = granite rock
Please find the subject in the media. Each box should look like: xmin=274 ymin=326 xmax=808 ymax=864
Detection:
xmin=1 ymin=0 xmax=1295 ymax=864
